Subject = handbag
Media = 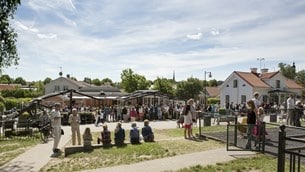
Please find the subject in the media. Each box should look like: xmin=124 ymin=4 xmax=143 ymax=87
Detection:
xmin=61 ymin=129 xmax=64 ymax=135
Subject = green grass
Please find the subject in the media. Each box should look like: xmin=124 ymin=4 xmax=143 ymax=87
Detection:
xmin=0 ymin=137 xmax=41 ymax=166
xmin=40 ymin=127 xmax=225 ymax=172
xmin=173 ymin=154 xmax=305 ymax=172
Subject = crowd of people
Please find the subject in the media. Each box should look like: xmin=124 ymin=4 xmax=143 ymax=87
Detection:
xmin=39 ymin=91 xmax=304 ymax=154
xmin=245 ymin=92 xmax=304 ymax=150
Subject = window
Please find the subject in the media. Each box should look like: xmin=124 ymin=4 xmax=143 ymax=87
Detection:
xmin=241 ymin=95 xmax=246 ymax=104
xmin=276 ymin=80 xmax=280 ymax=88
xmin=54 ymin=85 xmax=60 ymax=92
xmin=233 ymin=80 xmax=238 ymax=88
xmin=63 ymin=85 xmax=69 ymax=91
xmin=225 ymin=95 xmax=230 ymax=109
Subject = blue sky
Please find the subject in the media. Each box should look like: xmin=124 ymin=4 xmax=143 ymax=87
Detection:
xmin=4 ymin=0 xmax=305 ymax=82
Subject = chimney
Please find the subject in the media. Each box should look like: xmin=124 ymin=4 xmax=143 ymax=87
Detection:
xmin=250 ymin=68 xmax=258 ymax=73
xmin=261 ymin=68 xmax=269 ymax=74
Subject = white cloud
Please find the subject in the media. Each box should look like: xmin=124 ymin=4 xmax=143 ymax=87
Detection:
xmin=37 ymin=33 xmax=57 ymax=39
xmin=186 ymin=32 xmax=202 ymax=40
xmin=5 ymin=0 xmax=305 ymax=82
xmin=211 ymin=28 xmax=219 ymax=36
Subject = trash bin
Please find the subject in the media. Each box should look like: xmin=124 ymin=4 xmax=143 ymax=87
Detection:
xmin=270 ymin=114 xmax=277 ymax=122
xmin=204 ymin=115 xmax=211 ymax=126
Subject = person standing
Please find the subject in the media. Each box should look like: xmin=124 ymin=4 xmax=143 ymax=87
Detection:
xmin=286 ymin=94 xmax=295 ymax=125
xmin=50 ymin=103 xmax=62 ymax=153
xmin=245 ymin=100 xmax=256 ymax=149
xmin=68 ymin=108 xmax=81 ymax=145
xmin=183 ymin=99 xmax=194 ymax=139
xmin=252 ymin=92 xmax=261 ymax=110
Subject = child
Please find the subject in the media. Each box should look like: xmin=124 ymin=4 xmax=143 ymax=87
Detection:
xmin=142 ymin=120 xmax=154 ymax=142
xmin=130 ymin=123 xmax=140 ymax=144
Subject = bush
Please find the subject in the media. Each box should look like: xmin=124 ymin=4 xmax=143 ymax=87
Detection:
xmin=4 ymin=98 xmax=32 ymax=110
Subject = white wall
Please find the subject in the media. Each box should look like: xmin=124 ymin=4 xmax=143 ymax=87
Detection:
xmin=220 ymin=73 xmax=253 ymax=108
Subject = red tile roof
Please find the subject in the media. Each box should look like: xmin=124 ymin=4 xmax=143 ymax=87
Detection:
xmin=0 ymin=84 xmax=19 ymax=91
xmin=285 ymin=78 xmax=303 ymax=89
xmin=206 ymin=87 xmax=220 ymax=97
xmin=260 ymin=71 xmax=279 ymax=79
xmin=234 ymin=71 xmax=269 ymax=88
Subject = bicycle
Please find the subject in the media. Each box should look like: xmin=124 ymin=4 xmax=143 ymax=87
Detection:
xmin=39 ymin=123 xmax=53 ymax=143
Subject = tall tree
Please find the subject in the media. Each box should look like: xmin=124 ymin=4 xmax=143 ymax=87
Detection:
xmin=0 ymin=74 xmax=12 ymax=84
xmin=152 ymin=77 xmax=174 ymax=97
xmin=278 ymin=62 xmax=296 ymax=80
xmin=120 ymin=68 xmax=150 ymax=93
xmin=92 ymin=78 xmax=101 ymax=86
xmin=43 ymin=77 xmax=52 ymax=85
xmin=101 ymin=77 xmax=113 ymax=86
xmin=13 ymin=76 xmax=26 ymax=85
xmin=0 ymin=0 xmax=21 ymax=72
xmin=176 ymin=77 xmax=203 ymax=100
xmin=296 ymin=70 xmax=305 ymax=87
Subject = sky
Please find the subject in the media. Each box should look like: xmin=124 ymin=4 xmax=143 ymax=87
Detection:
xmin=4 ymin=0 xmax=305 ymax=82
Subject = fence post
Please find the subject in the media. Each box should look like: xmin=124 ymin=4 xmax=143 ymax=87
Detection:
xmin=234 ymin=115 xmax=237 ymax=146
xmin=278 ymin=124 xmax=286 ymax=172
xmin=261 ymin=122 xmax=266 ymax=153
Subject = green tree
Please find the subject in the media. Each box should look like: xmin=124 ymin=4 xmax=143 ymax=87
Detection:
xmin=0 ymin=74 xmax=12 ymax=84
xmin=92 ymin=78 xmax=101 ymax=86
xmin=120 ymin=68 xmax=150 ymax=93
xmin=176 ymin=77 xmax=203 ymax=100
xmin=13 ymin=76 xmax=26 ymax=85
xmin=296 ymin=70 xmax=305 ymax=87
xmin=152 ymin=77 xmax=174 ymax=97
xmin=43 ymin=77 xmax=52 ymax=85
xmin=83 ymin=77 xmax=92 ymax=84
xmin=278 ymin=62 xmax=296 ymax=80
xmin=208 ymin=79 xmax=218 ymax=87
xmin=101 ymin=78 xmax=113 ymax=86
xmin=0 ymin=0 xmax=21 ymax=72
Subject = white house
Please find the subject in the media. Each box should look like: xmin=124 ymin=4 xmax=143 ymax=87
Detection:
xmin=219 ymin=68 xmax=303 ymax=108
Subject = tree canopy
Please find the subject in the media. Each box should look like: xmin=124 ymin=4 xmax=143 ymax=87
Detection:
xmin=152 ymin=77 xmax=174 ymax=97
xmin=176 ymin=77 xmax=203 ymax=101
xmin=120 ymin=68 xmax=150 ymax=93
xmin=0 ymin=0 xmax=21 ymax=71
xmin=278 ymin=62 xmax=296 ymax=80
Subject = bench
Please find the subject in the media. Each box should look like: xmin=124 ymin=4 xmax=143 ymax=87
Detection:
xmin=64 ymin=143 xmax=126 ymax=157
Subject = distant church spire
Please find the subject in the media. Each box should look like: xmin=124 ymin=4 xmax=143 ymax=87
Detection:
xmin=173 ymin=70 xmax=175 ymax=82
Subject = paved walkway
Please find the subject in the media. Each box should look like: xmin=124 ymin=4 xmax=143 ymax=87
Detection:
xmin=0 ymin=119 xmax=257 ymax=172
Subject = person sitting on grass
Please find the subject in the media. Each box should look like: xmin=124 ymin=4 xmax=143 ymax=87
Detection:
xmin=130 ymin=123 xmax=140 ymax=144
xmin=141 ymin=119 xmax=154 ymax=142
xmin=114 ymin=122 xmax=125 ymax=145
xmin=83 ymin=127 xmax=93 ymax=147
xmin=97 ymin=124 xmax=112 ymax=146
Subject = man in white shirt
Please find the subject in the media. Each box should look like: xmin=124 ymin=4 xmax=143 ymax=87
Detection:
xmin=286 ymin=95 xmax=295 ymax=125
xmin=252 ymin=92 xmax=261 ymax=110
xmin=50 ymin=103 xmax=62 ymax=153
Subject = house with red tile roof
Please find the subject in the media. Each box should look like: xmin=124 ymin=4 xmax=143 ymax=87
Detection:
xmin=219 ymin=68 xmax=303 ymax=108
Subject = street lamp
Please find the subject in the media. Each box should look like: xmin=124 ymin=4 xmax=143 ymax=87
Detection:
xmin=204 ymin=71 xmax=212 ymax=111
xmin=198 ymin=71 xmax=212 ymax=138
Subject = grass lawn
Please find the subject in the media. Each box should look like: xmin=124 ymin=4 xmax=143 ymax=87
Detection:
xmin=39 ymin=127 xmax=226 ymax=172
xmin=173 ymin=154 xmax=305 ymax=172
xmin=0 ymin=136 xmax=41 ymax=166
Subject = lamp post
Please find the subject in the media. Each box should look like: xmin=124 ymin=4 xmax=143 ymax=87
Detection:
xmin=204 ymin=71 xmax=212 ymax=111
xmin=198 ymin=71 xmax=212 ymax=137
